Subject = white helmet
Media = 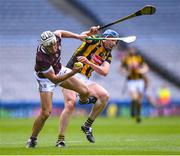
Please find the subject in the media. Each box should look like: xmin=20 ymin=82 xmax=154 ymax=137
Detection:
xmin=40 ymin=31 xmax=57 ymax=46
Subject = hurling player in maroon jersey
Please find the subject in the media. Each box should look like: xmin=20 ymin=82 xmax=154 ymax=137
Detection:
xmin=26 ymin=29 xmax=97 ymax=148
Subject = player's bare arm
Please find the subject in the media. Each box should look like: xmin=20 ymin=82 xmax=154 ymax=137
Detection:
xmin=77 ymin=56 xmax=110 ymax=76
xmin=43 ymin=65 xmax=82 ymax=84
xmin=54 ymin=30 xmax=87 ymax=40
xmin=138 ymin=63 xmax=149 ymax=74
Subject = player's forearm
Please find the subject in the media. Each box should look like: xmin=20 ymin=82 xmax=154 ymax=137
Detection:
xmin=81 ymin=30 xmax=92 ymax=36
xmin=54 ymin=30 xmax=80 ymax=39
xmin=61 ymin=30 xmax=80 ymax=39
xmin=138 ymin=64 xmax=149 ymax=74
xmin=88 ymin=62 xmax=108 ymax=76
xmin=47 ymin=71 xmax=76 ymax=84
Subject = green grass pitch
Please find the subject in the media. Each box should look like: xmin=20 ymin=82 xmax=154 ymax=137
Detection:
xmin=0 ymin=116 xmax=180 ymax=155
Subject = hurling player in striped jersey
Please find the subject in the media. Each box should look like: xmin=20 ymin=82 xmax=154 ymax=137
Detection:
xmin=57 ymin=26 xmax=120 ymax=147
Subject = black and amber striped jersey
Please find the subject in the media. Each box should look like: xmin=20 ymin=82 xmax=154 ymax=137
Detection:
xmin=66 ymin=35 xmax=112 ymax=78
xmin=122 ymin=54 xmax=144 ymax=80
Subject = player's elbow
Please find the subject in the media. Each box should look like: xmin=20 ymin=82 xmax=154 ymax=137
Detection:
xmin=142 ymin=66 xmax=149 ymax=74
xmin=146 ymin=66 xmax=149 ymax=72
xmin=143 ymin=64 xmax=149 ymax=72
xmin=101 ymin=71 xmax=108 ymax=77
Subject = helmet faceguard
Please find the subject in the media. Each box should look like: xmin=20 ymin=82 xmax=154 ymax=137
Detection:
xmin=40 ymin=31 xmax=57 ymax=47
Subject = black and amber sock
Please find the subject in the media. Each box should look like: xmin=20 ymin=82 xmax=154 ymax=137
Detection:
xmin=130 ymin=100 xmax=137 ymax=117
xmin=136 ymin=101 xmax=141 ymax=119
xmin=84 ymin=118 xmax=94 ymax=127
xmin=58 ymin=135 xmax=65 ymax=142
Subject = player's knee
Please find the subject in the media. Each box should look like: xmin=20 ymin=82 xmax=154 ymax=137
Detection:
xmin=99 ymin=91 xmax=110 ymax=103
xmin=41 ymin=109 xmax=51 ymax=119
xmin=131 ymin=92 xmax=139 ymax=100
xmin=65 ymin=100 xmax=75 ymax=114
xmin=79 ymin=85 xmax=90 ymax=97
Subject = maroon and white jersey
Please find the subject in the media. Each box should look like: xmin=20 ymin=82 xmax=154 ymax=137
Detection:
xmin=35 ymin=36 xmax=62 ymax=78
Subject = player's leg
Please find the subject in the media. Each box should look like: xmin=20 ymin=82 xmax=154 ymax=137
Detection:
xmin=27 ymin=92 xmax=53 ymax=148
xmin=60 ymin=76 xmax=96 ymax=104
xmin=56 ymin=89 xmax=77 ymax=147
xmin=135 ymin=79 xmax=145 ymax=123
xmin=129 ymin=88 xmax=141 ymax=121
xmin=88 ymin=83 xmax=109 ymax=120
xmin=130 ymin=91 xmax=142 ymax=123
xmin=127 ymin=80 xmax=138 ymax=118
xmin=81 ymin=83 xmax=109 ymax=143
xmin=56 ymin=76 xmax=97 ymax=147
xmin=136 ymin=94 xmax=142 ymax=123
xmin=142 ymin=75 xmax=149 ymax=91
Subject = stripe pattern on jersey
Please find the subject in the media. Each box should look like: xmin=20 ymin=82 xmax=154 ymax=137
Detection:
xmin=66 ymin=36 xmax=112 ymax=78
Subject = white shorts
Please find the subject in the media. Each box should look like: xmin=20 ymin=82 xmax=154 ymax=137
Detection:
xmin=127 ymin=79 xmax=145 ymax=94
xmin=35 ymin=66 xmax=71 ymax=92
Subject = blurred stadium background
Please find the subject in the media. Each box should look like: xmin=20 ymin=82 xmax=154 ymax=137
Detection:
xmin=0 ymin=0 xmax=180 ymax=118
xmin=0 ymin=0 xmax=180 ymax=155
